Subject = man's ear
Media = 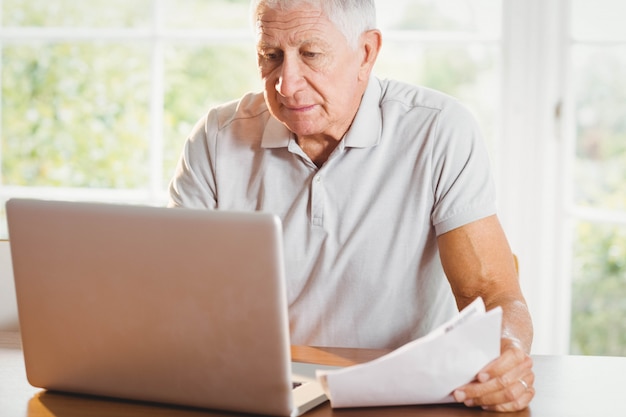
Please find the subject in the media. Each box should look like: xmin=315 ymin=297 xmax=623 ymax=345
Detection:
xmin=358 ymin=29 xmax=382 ymax=81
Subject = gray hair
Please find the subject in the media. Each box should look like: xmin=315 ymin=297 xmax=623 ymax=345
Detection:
xmin=251 ymin=0 xmax=377 ymax=49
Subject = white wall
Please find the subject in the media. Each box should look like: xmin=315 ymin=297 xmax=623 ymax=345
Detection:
xmin=0 ymin=241 xmax=19 ymax=331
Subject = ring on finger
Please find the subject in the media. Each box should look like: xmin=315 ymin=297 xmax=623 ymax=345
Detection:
xmin=519 ymin=378 xmax=529 ymax=391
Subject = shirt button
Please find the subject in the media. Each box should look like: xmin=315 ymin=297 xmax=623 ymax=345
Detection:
xmin=315 ymin=176 xmax=321 ymax=183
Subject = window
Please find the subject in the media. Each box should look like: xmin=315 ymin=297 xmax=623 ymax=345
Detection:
xmin=567 ymin=0 xmax=626 ymax=355
xmin=0 ymin=0 xmax=261 ymax=235
xmin=1 ymin=0 xmax=624 ymax=356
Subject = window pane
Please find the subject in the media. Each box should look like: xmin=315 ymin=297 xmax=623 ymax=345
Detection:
xmin=570 ymin=221 xmax=626 ymax=356
xmin=163 ymin=0 xmax=252 ymax=30
xmin=571 ymin=0 xmax=626 ymax=40
xmin=163 ymin=43 xmax=261 ymax=185
xmin=569 ymin=0 xmax=626 ymax=357
xmin=376 ymin=0 xmax=501 ymax=36
xmin=1 ymin=43 xmax=152 ymax=188
xmin=572 ymin=46 xmax=626 ymax=211
xmin=2 ymin=0 xmax=152 ymax=28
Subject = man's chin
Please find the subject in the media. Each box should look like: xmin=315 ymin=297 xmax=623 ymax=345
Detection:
xmin=280 ymin=121 xmax=323 ymax=138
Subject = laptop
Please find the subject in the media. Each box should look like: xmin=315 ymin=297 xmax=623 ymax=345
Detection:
xmin=6 ymin=198 xmax=332 ymax=416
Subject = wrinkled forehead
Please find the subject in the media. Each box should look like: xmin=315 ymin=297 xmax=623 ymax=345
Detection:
xmin=255 ymin=2 xmax=328 ymax=29
xmin=253 ymin=0 xmax=325 ymax=22
xmin=255 ymin=5 xmax=337 ymax=45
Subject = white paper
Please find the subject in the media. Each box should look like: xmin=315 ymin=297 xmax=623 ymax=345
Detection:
xmin=315 ymin=297 xmax=502 ymax=408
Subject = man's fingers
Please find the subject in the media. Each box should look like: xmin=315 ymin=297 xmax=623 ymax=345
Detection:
xmin=454 ymin=350 xmax=535 ymax=412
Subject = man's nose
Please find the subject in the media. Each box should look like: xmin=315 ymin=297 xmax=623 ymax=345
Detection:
xmin=276 ymin=55 xmax=305 ymax=97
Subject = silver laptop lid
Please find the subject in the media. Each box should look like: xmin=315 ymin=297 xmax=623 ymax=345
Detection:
xmin=7 ymin=199 xmax=295 ymax=416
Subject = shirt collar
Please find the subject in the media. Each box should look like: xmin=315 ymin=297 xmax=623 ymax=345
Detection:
xmin=261 ymin=116 xmax=292 ymax=148
xmin=261 ymin=76 xmax=382 ymax=149
xmin=343 ymin=76 xmax=382 ymax=148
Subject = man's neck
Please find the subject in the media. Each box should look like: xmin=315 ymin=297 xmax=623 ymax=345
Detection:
xmin=297 ymin=136 xmax=341 ymax=167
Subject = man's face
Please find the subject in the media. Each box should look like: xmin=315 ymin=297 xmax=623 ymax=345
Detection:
xmin=256 ymin=4 xmax=366 ymax=142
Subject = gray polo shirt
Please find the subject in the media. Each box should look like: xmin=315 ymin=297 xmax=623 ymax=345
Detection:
xmin=169 ymin=76 xmax=496 ymax=349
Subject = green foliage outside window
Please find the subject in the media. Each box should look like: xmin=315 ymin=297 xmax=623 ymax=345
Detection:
xmin=2 ymin=43 xmax=152 ymax=188
xmin=570 ymin=46 xmax=626 ymax=356
xmin=571 ymin=222 xmax=626 ymax=356
xmin=163 ymin=44 xmax=260 ymax=185
xmin=1 ymin=0 xmax=259 ymax=191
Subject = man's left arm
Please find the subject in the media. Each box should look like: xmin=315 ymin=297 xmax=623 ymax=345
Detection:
xmin=437 ymin=214 xmax=535 ymax=412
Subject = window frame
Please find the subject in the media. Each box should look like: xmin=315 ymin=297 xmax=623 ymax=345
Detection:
xmin=496 ymin=0 xmax=572 ymax=354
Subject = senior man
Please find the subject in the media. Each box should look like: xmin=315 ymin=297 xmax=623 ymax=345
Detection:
xmin=169 ymin=0 xmax=535 ymax=411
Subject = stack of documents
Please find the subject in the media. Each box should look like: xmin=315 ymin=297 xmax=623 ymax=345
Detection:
xmin=316 ymin=297 xmax=502 ymax=408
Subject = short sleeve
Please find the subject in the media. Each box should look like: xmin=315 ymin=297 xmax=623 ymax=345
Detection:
xmin=430 ymin=101 xmax=497 ymax=235
xmin=168 ymin=111 xmax=219 ymax=209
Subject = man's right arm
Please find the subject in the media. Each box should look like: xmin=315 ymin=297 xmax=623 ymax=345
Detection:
xmin=168 ymin=114 xmax=218 ymax=209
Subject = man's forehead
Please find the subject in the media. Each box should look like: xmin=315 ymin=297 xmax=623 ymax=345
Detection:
xmin=256 ymin=6 xmax=331 ymax=38
xmin=257 ymin=3 xmax=325 ymax=23
xmin=256 ymin=16 xmax=336 ymax=47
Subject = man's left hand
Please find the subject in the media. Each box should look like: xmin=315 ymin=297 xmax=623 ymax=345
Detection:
xmin=453 ymin=339 xmax=535 ymax=412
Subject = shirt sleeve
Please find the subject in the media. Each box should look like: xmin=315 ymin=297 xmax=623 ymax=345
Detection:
xmin=168 ymin=111 xmax=219 ymax=209
xmin=430 ymin=100 xmax=497 ymax=236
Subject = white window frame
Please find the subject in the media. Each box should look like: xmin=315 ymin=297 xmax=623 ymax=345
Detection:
xmin=496 ymin=0 xmax=571 ymax=354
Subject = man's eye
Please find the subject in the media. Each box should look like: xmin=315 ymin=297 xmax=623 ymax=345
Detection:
xmin=302 ymin=51 xmax=319 ymax=59
xmin=260 ymin=51 xmax=282 ymax=61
